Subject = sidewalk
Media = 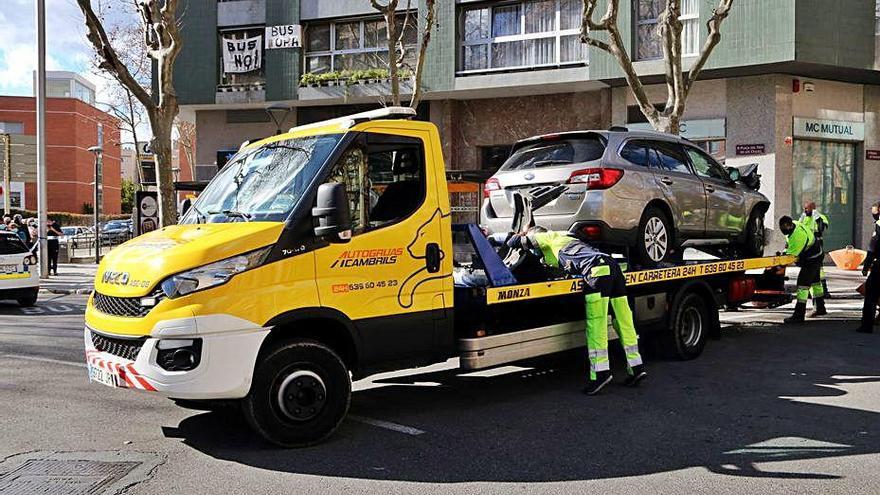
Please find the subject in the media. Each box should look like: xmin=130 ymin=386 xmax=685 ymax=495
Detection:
xmin=39 ymin=263 xmax=98 ymax=295
xmin=785 ymin=265 xmax=863 ymax=300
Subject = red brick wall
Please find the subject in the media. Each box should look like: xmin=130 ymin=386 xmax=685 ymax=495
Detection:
xmin=0 ymin=96 xmax=121 ymax=214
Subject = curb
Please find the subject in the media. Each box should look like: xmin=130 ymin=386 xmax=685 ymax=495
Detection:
xmin=40 ymin=287 xmax=93 ymax=295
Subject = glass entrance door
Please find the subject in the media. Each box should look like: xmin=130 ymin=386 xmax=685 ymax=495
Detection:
xmin=792 ymin=139 xmax=855 ymax=251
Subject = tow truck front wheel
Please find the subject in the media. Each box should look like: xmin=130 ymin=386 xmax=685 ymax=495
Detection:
xmin=243 ymin=339 xmax=351 ymax=448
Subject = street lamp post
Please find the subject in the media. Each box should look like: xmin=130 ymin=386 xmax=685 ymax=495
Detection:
xmin=35 ymin=0 xmax=48 ymax=278
xmin=266 ymin=103 xmax=292 ymax=135
xmin=0 ymin=133 xmax=10 ymax=216
xmin=88 ymin=145 xmax=102 ymax=263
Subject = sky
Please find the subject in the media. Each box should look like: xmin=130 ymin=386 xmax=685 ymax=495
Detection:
xmin=0 ymin=0 xmax=97 ymax=97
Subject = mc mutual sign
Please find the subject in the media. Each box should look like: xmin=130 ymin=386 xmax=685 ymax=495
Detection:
xmin=793 ymin=118 xmax=864 ymax=142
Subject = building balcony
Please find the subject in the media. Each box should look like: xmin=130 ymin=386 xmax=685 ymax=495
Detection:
xmin=215 ymin=82 xmax=266 ymax=105
xmin=298 ymin=70 xmax=413 ymax=103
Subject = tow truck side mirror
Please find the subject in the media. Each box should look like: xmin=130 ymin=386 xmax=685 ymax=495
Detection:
xmin=312 ymin=182 xmax=352 ymax=243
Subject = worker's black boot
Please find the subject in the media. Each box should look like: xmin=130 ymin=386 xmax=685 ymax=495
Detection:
xmin=624 ymin=365 xmax=647 ymax=387
xmin=809 ymin=297 xmax=827 ymax=317
xmin=784 ymin=302 xmax=806 ymax=324
xmin=583 ymin=371 xmax=612 ymax=396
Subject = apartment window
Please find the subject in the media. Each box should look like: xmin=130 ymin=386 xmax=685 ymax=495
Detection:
xmin=304 ymin=14 xmax=417 ymax=74
xmin=635 ymin=0 xmax=699 ymax=61
xmin=458 ymin=0 xmax=587 ymax=74
xmin=219 ymin=27 xmax=265 ymax=87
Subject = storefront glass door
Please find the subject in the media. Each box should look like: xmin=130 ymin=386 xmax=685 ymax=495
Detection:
xmin=792 ymin=140 xmax=855 ymax=251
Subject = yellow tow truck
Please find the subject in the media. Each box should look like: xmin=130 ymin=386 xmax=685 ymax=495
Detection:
xmin=84 ymin=107 xmax=794 ymax=447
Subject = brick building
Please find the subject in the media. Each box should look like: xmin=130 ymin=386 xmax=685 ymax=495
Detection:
xmin=0 ymin=95 xmax=122 ymax=214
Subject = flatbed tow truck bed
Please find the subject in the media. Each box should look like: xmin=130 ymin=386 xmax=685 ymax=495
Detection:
xmin=452 ymin=229 xmax=796 ymax=369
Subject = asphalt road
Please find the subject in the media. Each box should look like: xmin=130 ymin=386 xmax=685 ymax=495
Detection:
xmin=1 ymin=293 xmax=879 ymax=494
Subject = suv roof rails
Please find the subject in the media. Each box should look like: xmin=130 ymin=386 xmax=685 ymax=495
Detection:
xmin=288 ymin=106 xmax=417 ymax=133
xmin=608 ymin=125 xmax=629 ymax=132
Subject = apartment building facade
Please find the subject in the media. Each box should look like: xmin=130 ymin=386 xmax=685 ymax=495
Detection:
xmin=173 ymin=0 xmax=880 ymax=250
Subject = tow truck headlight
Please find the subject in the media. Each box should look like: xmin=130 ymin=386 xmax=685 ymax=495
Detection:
xmin=160 ymin=246 xmax=270 ymax=299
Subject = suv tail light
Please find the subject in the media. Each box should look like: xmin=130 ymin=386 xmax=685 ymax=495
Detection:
xmin=483 ymin=178 xmax=501 ymax=198
xmin=581 ymin=225 xmax=602 ymax=239
xmin=567 ymin=168 xmax=624 ymax=189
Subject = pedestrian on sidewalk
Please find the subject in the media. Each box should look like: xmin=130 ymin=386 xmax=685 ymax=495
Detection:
xmin=856 ymin=202 xmax=880 ymax=333
xmin=46 ymin=218 xmax=63 ymax=276
xmin=779 ymin=215 xmax=825 ymax=323
xmin=13 ymin=214 xmax=30 ymax=245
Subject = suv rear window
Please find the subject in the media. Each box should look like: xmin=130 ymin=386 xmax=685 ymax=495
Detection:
xmin=0 ymin=234 xmax=28 ymax=255
xmin=500 ymin=136 xmax=606 ymax=171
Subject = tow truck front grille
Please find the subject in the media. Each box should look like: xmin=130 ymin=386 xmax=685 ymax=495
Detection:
xmin=90 ymin=332 xmax=146 ymax=361
xmin=92 ymin=290 xmax=162 ymax=318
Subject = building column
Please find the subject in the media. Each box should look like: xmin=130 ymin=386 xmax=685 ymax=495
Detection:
xmin=265 ymin=0 xmax=300 ymax=102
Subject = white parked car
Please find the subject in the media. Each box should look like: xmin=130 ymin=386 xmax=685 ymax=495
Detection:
xmin=0 ymin=231 xmax=39 ymax=306
xmin=60 ymin=226 xmax=92 ymax=249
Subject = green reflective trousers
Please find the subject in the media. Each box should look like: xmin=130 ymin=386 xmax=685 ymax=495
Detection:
xmin=585 ymin=292 xmax=643 ymax=380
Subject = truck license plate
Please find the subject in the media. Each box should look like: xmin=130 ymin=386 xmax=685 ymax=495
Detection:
xmin=88 ymin=364 xmax=118 ymax=388
xmin=0 ymin=264 xmax=17 ymax=274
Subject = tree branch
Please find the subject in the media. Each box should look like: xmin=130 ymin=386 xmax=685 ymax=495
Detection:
xmin=580 ymin=0 xmax=658 ymax=126
xmin=76 ymin=0 xmax=153 ymax=111
xmin=658 ymin=0 xmax=684 ymax=116
xmin=684 ymin=0 xmax=733 ymax=98
xmin=409 ymin=0 xmax=435 ymax=109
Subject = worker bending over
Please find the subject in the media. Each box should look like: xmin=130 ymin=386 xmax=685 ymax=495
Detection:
xmin=779 ymin=215 xmax=825 ymax=323
xmin=507 ymin=228 xmax=647 ymax=395
xmin=799 ymin=200 xmax=830 ymax=304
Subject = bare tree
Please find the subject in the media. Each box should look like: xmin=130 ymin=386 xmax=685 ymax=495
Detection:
xmin=76 ymin=0 xmax=183 ymax=226
xmin=92 ymin=15 xmax=151 ymax=190
xmin=580 ymin=0 xmax=733 ymax=134
xmin=175 ymin=118 xmax=196 ymax=182
xmin=369 ymin=0 xmax=437 ymax=108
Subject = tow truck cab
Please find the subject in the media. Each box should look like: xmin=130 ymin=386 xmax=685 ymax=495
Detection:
xmin=84 ymin=107 xmax=792 ymax=447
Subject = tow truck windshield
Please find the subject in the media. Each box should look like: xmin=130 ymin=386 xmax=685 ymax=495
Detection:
xmin=181 ymin=134 xmax=344 ymax=224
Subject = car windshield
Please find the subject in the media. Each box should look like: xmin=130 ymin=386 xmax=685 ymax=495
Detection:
xmin=62 ymin=227 xmax=77 ymax=235
xmin=181 ymin=134 xmax=344 ymax=224
xmin=0 ymin=234 xmax=28 ymax=254
xmin=500 ymin=136 xmax=606 ymax=171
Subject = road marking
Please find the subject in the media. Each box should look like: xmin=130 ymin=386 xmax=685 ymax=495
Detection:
xmin=3 ymin=353 xmax=86 ymax=368
xmin=349 ymin=415 xmax=425 ymax=436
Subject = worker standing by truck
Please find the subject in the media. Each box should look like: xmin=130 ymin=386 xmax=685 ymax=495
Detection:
xmin=779 ymin=215 xmax=825 ymax=323
xmin=856 ymin=202 xmax=880 ymax=333
xmin=799 ymin=200 xmax=830 ymax=306
xmin=507 ymin=228 xmax=647 ymax=395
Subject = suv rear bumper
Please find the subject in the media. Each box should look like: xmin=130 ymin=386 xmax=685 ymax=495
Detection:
xmin=481 ymin=191 xmax=642 ymax=247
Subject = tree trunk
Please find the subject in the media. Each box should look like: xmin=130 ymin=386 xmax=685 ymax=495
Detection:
xmin=150 ymin=112 xmax=177 ymax=227
xmin=385 ymin=10 xmax=401 ymax=106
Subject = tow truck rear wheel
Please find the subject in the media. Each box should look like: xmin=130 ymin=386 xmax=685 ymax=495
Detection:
xmin=663 ymin=291 xmax=709 ymax=360
xmin=243 ymin=339 xmax=351 ymax=448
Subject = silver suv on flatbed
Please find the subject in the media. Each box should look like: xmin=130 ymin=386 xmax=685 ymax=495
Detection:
xmin=481 ymin=129 xmax=770 ymax=266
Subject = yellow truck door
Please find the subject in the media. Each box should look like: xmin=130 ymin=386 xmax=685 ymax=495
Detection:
xmin=314 ymin=126 xmax=451 ymax=365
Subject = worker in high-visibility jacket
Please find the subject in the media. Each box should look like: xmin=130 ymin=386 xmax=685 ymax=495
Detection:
xmin=507 ymin=228 xmax=647 ymax=395
xmin=779 ymin=215 xmax=825 ymax=323
xmin=799 ymin=200 xmax=830 ymax=310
